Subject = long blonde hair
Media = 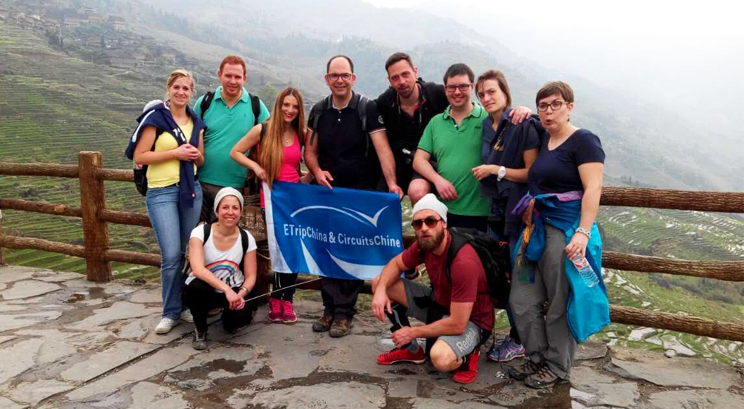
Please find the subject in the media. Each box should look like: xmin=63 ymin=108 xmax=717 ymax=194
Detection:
xmin=258 ymin=87 xmax=306 ymax=188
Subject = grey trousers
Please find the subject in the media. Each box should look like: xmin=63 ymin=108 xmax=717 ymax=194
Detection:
xmin=510 ymin=224 xmax=577 ymax=379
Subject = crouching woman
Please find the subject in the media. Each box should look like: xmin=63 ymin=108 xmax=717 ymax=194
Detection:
xmin=184 ymin=187 xmax=258 ymax=350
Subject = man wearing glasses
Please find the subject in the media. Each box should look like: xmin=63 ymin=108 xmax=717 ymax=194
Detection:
xmin=413 ymin=63 xmax=490 ymax=231
xmin=371 ymin=194 xmax=494 ymax=384
xmin=305 ymin=55 xmax=402 ymax=338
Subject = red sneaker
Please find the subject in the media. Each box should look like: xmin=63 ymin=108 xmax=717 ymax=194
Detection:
xmin=376 ymin=347 xmax=425 ymax=365
xmin=268 ymin=298 xmax=282 ymax=322
xmin=281 ymin=300 xmax=297 ymax=323
xmin=452 ymin=349 xmax=480 ymax=384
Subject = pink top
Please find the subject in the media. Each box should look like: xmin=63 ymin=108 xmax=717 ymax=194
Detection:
xmin=260 ymin=134 xmax=301 ymax=208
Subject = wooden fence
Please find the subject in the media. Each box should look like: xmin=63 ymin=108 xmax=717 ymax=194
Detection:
xmin=1 ymin=152 xmax=743 ymax=342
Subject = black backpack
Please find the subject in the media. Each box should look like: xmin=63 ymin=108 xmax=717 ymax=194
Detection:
xmin=199 ymin=90 xmax=261 ymax=125
xmin=182 ymin=223 xmax=250 ymax=279
xmin=444 ymin=227 xmax=512 ymax=305
xmin=308 ymin=94 xmax=370 ymax=156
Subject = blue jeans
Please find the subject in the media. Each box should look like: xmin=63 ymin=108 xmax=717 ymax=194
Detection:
xmin=146 ymin=182 xmax=202 ymax=320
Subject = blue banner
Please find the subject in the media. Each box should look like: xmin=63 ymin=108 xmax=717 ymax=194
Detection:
xmin=264 ymin=181 xmax=404 ymax=280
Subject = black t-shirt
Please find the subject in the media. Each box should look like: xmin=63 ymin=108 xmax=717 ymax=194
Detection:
xmin=307 ymin=92 xmax=385 ymax=190
xmin=375 ymin=79 xmax=449 ymax=157
xmin=528 ymin=129 xmax=605 ymax=195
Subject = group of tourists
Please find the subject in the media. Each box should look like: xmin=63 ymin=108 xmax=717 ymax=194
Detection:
xmin=126 ymin=51 xmax=606 ymax=389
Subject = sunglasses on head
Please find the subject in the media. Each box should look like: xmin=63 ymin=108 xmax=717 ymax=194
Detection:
xmin=411 ymin=216 xmax=442 ymax=230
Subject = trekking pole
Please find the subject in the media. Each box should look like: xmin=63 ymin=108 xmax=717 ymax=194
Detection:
xmin=244 ymin=277 xmax=323 ymax=303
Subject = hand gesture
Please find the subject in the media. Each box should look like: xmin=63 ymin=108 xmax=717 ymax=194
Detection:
xmin=225 ymin=288 xmax=245 ymax=310
xmin=509 ymin=106 xmax=533 ymax=124
xmin=314 ymin=170 xmax=334 ymax=190
xmin=371 ymin=290 xmax=392 ymax=322
xmin=392 ymin=326 xmax=416 ymax=348
xmin=471 ymin=165 xmax=497 ymax=181
xmin=566 ymin=231 xmax=589 ymax=260
xmin=434 ymin=178 xmax=458 ymax=201
xmin=250 ymin=163 xmax=267 ymax=181
xmin=174 ymin=144 xmax=200 ymax=161
xmin=389 ymin=184 xmax=404 ymax=199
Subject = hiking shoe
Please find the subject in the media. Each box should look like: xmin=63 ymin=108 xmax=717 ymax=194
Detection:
xmin=155 ymin=317 xmax=180 ymax=334
xmin=268 ymin=298 xmax=283 ymax=322
xmin=281 ymin=300 xmax=297 ymax=323
xmin=192 ymin=331 xmax=207 ymax=350
xmin=508 ymin=359 xmax=542 ymax=380
xmin=180 ymin=310 xmax=194 ymax=323
xmin=487 ymin=336 xmax=525 ymax=362
xmin=524 ymin=365 xmax=565 ymax=389
xmin=329 ymin=317 xmax=353 ymax=338
xmin=404 ymin=268 xmax=421 ymax=280
xmin=452 ymin=349 xmax=480 ymax=384
xmin=377 ymin=347 xmax=425 ymax=365
xmin=312 ymin=315 xmax=333 ymax=332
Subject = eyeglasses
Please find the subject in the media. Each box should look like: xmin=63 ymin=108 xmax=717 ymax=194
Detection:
xmin=445 ymin=83 xmax=472 ymax=93
xmin=326 ymin=73 xmax=353 ymax=81
xmin=537 ymin=100 xmax=569 ymax=112
xmin=411 ymin=216 xmax=442 ymax=230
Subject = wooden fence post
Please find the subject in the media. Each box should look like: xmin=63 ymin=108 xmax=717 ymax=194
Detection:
xmin=0 ymin=209 xmax=5 ymax=266
xmin=78 ymin=152 xmax=111 ymax=282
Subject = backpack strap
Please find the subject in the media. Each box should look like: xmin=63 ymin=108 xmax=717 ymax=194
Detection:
xmin=250 ymin=94 xmax=261 ymax=126
xmin=308 ymin=96 xmax=330 ymax=147
xmin=199 ymin=92 xmax=214 ymax=120
xmin=203 ymin=223 xmax=212 ymax=243
xmin=357 ymin=95 xmax=370 ymax=157
xmin=238 ymin=228 xmax=249 ymax=274
xmin=444 ymin=227 xmax=470 ymax=286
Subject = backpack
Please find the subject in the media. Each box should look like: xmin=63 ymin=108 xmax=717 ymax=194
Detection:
xmin=308 ymin=94 xmax=370 ymax=156
xmin=182 ymin=223 xmax=250 ymax=279
xmin=443 ymin=227 xmax=512 ymax=305
xmin=132 ymin=129 xmax=164 ymax=196
xmin=199 ymin=90 xmax=261 ymax=126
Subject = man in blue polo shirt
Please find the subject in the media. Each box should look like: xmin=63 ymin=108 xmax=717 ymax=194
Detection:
xmin=195 ymin=55 xmax=270 ymax=223
xmin=305 ymin=55 xmax=402 ymax=338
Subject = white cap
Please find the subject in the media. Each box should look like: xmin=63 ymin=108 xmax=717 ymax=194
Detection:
xmin=411 ymin=193 xmax=447 ymax=223
xmin=213 ymin=187 xmax=244 ymax=215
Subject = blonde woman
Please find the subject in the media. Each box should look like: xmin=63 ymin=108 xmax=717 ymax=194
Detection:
xmin=126 ymin=69 xmax=206 ymax=334
xmin=230 ymin=87 xmax=310 ymax=323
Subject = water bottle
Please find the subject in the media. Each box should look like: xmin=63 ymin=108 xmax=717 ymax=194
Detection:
xmin=569 ymin=253 xmax=599 ymax=288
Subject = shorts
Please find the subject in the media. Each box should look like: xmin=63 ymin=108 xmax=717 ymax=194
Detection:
xmin=402 ymin=279 xmax=486 ymax=360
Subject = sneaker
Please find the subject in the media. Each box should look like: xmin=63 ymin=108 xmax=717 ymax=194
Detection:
xmin=155 ymin=317 xmax=180 ymax=334
xmin=268 ymin=298 xmax=283 ymax=322
xmin=180 ymin=310 xmax=194 ymax=323
xmin=524 ymin=364 xmax=566 ymax=389
xmin=192 ymin=331 xmax=207 ymax=350
xmin=376 ymin=347 xmax=425 ymax=365
xmin=487 ymin=336 xmax=525 ymax=362
xmin=312 ymin=315 xmax=333 ymax=332
xmin=281 ymin=300 xmax=297 ymax=323
xmin=329 ymin=317 xmax=353 ymax=338
xmin=207 ymin=308 xmax=222 ymax=317
xmin=452 ymin=349 xmax=480 ymax=384
xmin=508 ymin=359 xmax=542 ymax=380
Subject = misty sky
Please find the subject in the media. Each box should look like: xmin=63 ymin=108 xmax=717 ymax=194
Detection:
xmin=365 ymin=0 xmax=744 ymax=135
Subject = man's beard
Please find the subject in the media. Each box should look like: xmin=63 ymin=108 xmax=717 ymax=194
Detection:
xmin=418 ymin=229 xmax=444 ymax=252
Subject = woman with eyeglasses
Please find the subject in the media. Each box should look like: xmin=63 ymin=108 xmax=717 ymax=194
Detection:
xmin=471 ymin=70 xmax=542 ymax=364
xmin=230 ymin=87 xmax=311 ymax=324
xmin=508 ymin=81 xmax=607 ymax=389
xmin=125 ymin=69 xmax=205 ymax=335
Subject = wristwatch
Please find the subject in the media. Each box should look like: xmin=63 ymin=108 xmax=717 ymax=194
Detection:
xmin=497 ymin=166 xmax=507 ymax=181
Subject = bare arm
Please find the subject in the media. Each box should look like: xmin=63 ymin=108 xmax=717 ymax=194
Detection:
xmin=230 ymin=124 xmax=265 ymax=180
xmin=133 ymin=126 xmax=199 ymax=165
xmin=371 ymin=253 xmax=408 ymax=321
xmin=370 ymin=130 xmax=402 ymax=197
xmin=240 ymin=250 xmax=258 ymax=296
xmin=195 ymin=130 xmax=205 ymax=167
xmin=413 ymin=149 xmax=457 ymax=200
xmin=471 ymin=148 xmax=538 ymax=183
xmin=304 ymin=127 xmax=333 ymax=189
xmin=390 ymin=301 xmax=474 ymax=349
xmin=566 ymin=162 xmax=604 ymax=259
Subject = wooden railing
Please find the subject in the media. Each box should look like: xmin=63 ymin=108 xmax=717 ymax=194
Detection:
xmin=1 ymin=152 xmax=743 ymax=342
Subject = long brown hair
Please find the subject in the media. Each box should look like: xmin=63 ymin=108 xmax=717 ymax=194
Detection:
xmin=258 ymin=87 xmax=306 ymax=187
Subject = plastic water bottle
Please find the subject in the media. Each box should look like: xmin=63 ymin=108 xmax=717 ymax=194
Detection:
xmin=569 ymin=253 xmax=599 ymax=288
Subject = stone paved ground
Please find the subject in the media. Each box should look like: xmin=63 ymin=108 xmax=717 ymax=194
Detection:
xmin=0 ymin=265 xmax=742 ymax=409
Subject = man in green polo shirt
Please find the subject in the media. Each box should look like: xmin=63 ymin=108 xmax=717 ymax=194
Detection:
xmin=195 ymin=55 xmax=270 ymax=223
xmin=413 ymin=63 xmax=489 ymax=231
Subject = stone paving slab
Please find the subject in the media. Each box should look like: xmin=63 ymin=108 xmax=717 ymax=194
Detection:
xmin=0 ymin=266 xmax=742 ymax=409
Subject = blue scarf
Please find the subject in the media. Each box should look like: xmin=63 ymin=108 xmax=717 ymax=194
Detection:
xmin=512 ymin=192 xmax=610 ymax=343
xmin=124 ymin=101 xmax=205 ymax=208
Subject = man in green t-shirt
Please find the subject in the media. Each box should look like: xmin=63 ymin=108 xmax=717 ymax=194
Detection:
xmin=194 ymin=55 xmax=270 ymax=223
xmin=413 ymin=63 xmax=489 ymax=231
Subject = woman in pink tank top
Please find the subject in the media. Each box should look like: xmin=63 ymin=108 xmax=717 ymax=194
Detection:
xmin=230 ymin=87 xmax=310 ymax=324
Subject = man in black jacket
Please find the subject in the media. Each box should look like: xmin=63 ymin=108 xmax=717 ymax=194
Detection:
xmin=376 ymin=52 xmax=449 ymax=205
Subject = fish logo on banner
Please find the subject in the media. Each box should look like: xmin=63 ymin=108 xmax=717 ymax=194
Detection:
xmin=264 ymin=181 xmax=403 ymax=280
